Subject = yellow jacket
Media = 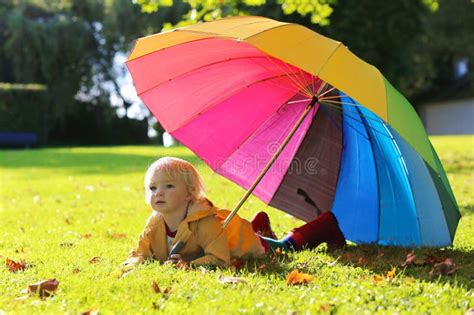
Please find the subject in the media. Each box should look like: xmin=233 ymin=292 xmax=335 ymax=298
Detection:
xmin=123 ymin=198 xmax=265 ymax=266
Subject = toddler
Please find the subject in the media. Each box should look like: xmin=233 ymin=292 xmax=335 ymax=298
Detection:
xmin=123 ymin=157 xmax=345 ymax=267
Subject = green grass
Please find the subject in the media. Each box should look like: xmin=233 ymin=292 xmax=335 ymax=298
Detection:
xmin=1 ymin=135 xmax=473 ymax=314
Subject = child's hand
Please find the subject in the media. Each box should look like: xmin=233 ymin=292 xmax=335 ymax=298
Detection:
xmin=166 ymin=254 xmax=183 ymax=264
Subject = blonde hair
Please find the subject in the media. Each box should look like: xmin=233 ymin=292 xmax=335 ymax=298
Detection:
xmin=144 ymin=157 xmax=206 ymax=203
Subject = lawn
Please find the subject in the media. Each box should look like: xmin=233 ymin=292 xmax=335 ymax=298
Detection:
xmin=0 ymin=135 xmax=473 ymax=314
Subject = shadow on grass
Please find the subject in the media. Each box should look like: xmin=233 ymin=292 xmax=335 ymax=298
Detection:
xmin=0 ymin=149 xmax=205 ymax=174
xmin=325 ymin=244 xmax=474 ymax=290
xmin=226 ymin=243 xmax=474 ymax=290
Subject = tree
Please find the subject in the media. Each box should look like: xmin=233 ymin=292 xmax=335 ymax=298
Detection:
xmin=0 ymin=0 xmax=164 ymax=143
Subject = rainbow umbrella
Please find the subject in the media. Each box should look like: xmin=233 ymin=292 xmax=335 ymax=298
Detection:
xmin=126 ymin=16 xmax=460 ymax=247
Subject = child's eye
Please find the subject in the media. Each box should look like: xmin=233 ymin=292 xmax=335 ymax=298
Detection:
xmin=166 ymin=184 xmax=174 ymax=188
xmin=149 ymin=186 xmax=156 ymax=191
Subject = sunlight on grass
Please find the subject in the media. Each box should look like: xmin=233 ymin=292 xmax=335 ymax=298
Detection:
xmin=0 ymin=135 xmax=473 ymax=313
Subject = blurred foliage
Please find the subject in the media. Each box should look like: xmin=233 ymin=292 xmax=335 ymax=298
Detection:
xmin=0 ymin=0 xmax=471 ymax=146
xmin=0 ymin=0 xmax=179 ymax=144
xmin=136 ymin=0 xmax=473 ymax=102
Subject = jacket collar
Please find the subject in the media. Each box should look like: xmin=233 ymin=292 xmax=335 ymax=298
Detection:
xmin=152 ymin=198 xmax=216 ymax=261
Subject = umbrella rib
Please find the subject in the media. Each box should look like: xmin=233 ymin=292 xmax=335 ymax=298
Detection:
xmin=169 ymin=73 xmax=309 ymax=134
xmin=320 ymin=101 xmax=394 ymax=140
xmin=137 ymin=55 xmax=272 ymax=97
xmin=298 ymin=67 xmax=315 ymax=96
xmin=214 ymin=94 xmax=316 ymax=174
xmin=260 ymin=54 xmax=313 ymax=98
xmin=318 ymin=86 xmax=337 ymax=98
xmin=247 ymin=57 xmax=315 ymax=96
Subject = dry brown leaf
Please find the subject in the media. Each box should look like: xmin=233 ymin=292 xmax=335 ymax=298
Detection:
xmin=89 ymin=257 xmax=102 ymax=264
xmin=401 ymin=251 xmax=416 ymax=267
xmin=372 ymin=274 xmax=384 ymax=285
xmin=163 ymin=287 xmax=172 ymax=294
xmin=151 ymin=281 xmax=161 ymax=293
xmin=80 ymin=309 xmax=99 ymax=315
xmin=217 ymin=274 xmax=247 ymax=284
xmin=175 ymin=260 xmax=190 ymax=270
xmin=357 ymin=256 xmax=368 ymax=266
xmin=6 ymin=258 xmax=29 ymax=273
xmin=286 ymin=270 xmax=314 ymax=286
xmin=319 ymin=303 xmax=331 ymax=312
xmin=73 ymin=268 xmax=81 ymax=274
xmin=386 ymin=268 xmax=396 ymax=282
xmin=27 ymin=278 xmax=59 ymax=298
xmin=429 ymin=258 xmax=457 ymax=279
xmin=256 ymin=263 xmax=267 ymax=273
xmin=111 ymin=233 xmax=127 ymax=239
xmin=81 ymin=233 xmax=93 ymax=239
xmin=231 ymin=258 xmax=244 ymax=270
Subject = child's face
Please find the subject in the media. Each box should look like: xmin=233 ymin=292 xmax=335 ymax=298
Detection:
xmin=147 ymin=171 xmax=192 ymax=214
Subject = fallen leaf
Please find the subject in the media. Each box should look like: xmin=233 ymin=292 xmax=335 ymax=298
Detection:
xmin=163 ymin=287 xmax=172 ymax=294
xmin=357 ymin=256 xmax=368 ymax=266
xmin=256 ymin=263 xmax=267 ymax=273
xmin=320 ymin=303 xmax=331 ymax=312
xmin=89 ymin=257 xmax=102 ymax=264
xmin=73 ymin=268 xmax=81 ymax=274
xmin=231 ymin=258 xmax=244 ymax=270
xmin=429 ymin=258 xmax=457 ymax=279
xmin=26 ymin=278 xmax=59 ymax=298
xmin=372 ymin=274 xmax=384 ymax=285
xmin=81 ymin=233 xmax=93 ymax=239
xmin=151 ymin=281 xmax=161 ymax=293
xmin=111 ymin=233 xmax=127 ymax=239
xmin=286 ymin=270 xmax=314 ymax=286
xmin=6 ymin=258 xmax=29 ymax=273
xmin=401 ymin=251 xmax=416 ymax=267
xmin=175 ymin=260 xmax=190 ymax=270
xmin=80 ymin=309 xmax=99 ymax=315
xmin=217 ymin=273 xmax=247 ymax=284
xmin=386 ymin=268 xmax=396 ymax=282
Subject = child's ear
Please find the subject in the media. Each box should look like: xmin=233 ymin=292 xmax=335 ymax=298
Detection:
xmin=186 ymin=187 xmax=195 ymax=201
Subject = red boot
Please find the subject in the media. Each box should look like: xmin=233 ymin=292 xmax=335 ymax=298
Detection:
xmin=290 ymin=211 xmax=346 ymax=250
xmin=250 ymin=211 xmax=277 ymax=239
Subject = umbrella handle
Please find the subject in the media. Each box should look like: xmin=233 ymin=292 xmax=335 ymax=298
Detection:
xmin=169 ymin=240 xmax=185 ymax=257
xmin=222 ymin=97 xmax=318 ymax=229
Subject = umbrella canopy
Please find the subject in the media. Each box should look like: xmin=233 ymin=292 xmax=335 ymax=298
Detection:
xmin=126 ymin=16 xmax=460 ymax=247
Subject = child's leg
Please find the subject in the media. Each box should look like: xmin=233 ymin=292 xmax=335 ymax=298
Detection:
xmin=259 ymin=235 xmax=297 ymax=252
xmin=289 ymin=211 xmax=345 ymax=250
xmin=259 ymin=211 xmax=346 ymax=252
xmin=250 ymin=211 xmax=277 ymax=239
